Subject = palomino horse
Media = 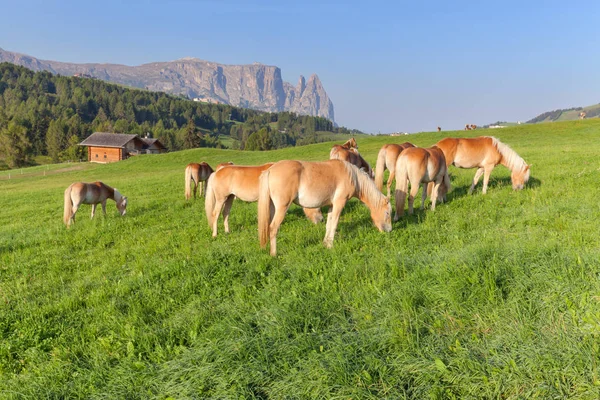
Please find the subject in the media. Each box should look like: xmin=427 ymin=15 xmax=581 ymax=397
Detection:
xmin=205 ymin=163 xmax=323 ymax=237
xmin=216 ymin=161 xmax=234 ymax=171
xmin=63 ymin=181 xmax=128 ymax=227
xmin=184 ymin=162 xmax=214 ymax=200
xmin=393 ymin=146 xmax=450 ymax=220
xmin=374 ymin=142 xmax=415 ymax=196
xmin=258 ymin=160 xmax=392 ymax=256
xmin=341 ymin=137 xmax=358 ymax=149
xmin=436 ymin=136 xmax=530 ymax=194
xmin=330 ymin=146 xmax=374 ymax=178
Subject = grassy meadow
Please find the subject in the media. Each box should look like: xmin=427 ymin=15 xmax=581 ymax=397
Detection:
xmin=1 ymin=120 xmax=600 ymax=398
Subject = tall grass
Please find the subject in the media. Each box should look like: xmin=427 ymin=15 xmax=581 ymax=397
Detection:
xmin=1 ymin=120 xmax=600 ymax=398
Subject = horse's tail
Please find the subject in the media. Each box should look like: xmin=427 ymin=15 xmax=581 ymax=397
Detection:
xmin=258 ymin=169 xmax=272 ymax=249
xmin=63 ymin=184 xmax=73 ymax=226
xmin=374 ymin=147 xmax=387 ymax=191
xmin=204 ymin=173 xmax=216 ymax=227
xmin=394 ymin=157 xmax=409 ymax=218
xmin=184 ymin=164 xmax=193 ymax=200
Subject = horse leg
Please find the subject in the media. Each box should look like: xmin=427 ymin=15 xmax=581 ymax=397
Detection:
xmin=268 ymin=204 xmax=290 ymax=257
xmin=193 ymin=180 xmax=198 ymax=199
xmin=430 ymin=181 xmax=441 ymax=211
xmin=408 ymin=182 xmax=420 ymax=215
xmin=323 ymin=201 xmax=344 ymax=248
xmin=420 ymin=183 xmax=428 ymax=210
xmin=469 ymin=168 xmax=484 ymax=194
xmin=91 ymin=203 xmax=97 ymax=219
xmin=482 ymin=167 xmax=493 ymax=194
xmin=211 ymin=198 xmax=227 ymax=237
xmin=222 ymin=195 xmax=235 ymax=234
xmin=199 ymin=180 xmax=204 ymax=198
xmin=70 ymin=203 xmax=79 ymax=226
xmin=386 ymin=169 xmax=395 ymax=198
xmin=101 ymin=200 xmax=107 ymax=216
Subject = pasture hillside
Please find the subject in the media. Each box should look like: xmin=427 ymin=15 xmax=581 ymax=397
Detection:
xmin=1 ymin=120 xmax=600 ymax=398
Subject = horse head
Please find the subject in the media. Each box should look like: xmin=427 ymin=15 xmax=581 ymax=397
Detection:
xmin=371 ymin=196 xmax=392 ymax=233
xmin=511 ymin=164 xmax=531 ymax=190
xmin=114 ymin=189 xmax=128 ymax=215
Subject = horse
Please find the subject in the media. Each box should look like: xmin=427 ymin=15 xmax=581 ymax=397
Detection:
xmin=330 ymin=146 xmax=374 ymax=178
xmin=63 ymin=181 xmax=128 ymax=227
xmin=341 ymin=137 xmax=358 ymax=149
xmin=258 ymin=160 xmax=392 ymax=256
xmin=435 ymin=136 xmax=530 ymax=194
xmin=184 ymin=162 xmax=214 ymax=200
xmin=374 ymin=142 xmax=415 ymax=196
xmin=205 ymin=163 xmax=323 ymax=237
xmin=216 ymin=161 xmax=234 ymax=171
xmin=393 ymin=146 xmax=450 ymax=220
xmin=437 ymin=127 xmax=442 ymax=132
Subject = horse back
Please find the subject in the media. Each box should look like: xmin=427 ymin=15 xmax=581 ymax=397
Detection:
xmin=213 ymin=163 xmax=274 ymax=201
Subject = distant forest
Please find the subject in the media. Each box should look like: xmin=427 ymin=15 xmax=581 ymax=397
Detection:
xmin=0 ymin=63 xmax=359 ymax=168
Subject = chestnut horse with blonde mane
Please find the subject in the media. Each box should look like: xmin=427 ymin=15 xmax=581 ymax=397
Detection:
xmin=205 ymin=163 xmax=323 ymax=237
xmin=184 ymin=162 xmax=214 ymax=200
xmin=374 ymin=142 xmax=415 ymax=196
xmin=330 ymin=146 xmax=374 ymax=178
xmin=393 ymin=146 xmax=450 ymax=220
xmin=436 ymin=136 xmax=530 ymax=194
xmin=216 ymin=161 xmax=234 ymax=171
xmin=258 ymin=160 xmax=392 ymax=256
xmin=63 ymin=181 xmax=128 ymax=227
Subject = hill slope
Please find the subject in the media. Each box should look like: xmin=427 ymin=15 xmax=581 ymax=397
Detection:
xmin=527 ymin=103 xmax=600 ymax=123
xmin=1 ymin=120 xmax=600 ymax=397
xmin=0 ymin=47 xmax=335 ymax=121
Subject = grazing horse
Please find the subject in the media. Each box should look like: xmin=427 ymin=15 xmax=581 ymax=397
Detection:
xmin=374 ymin=142 xmax=415 ymax=196
xmin=205 ymin=163 xmax=323 ymax=237
xmin=436 ymin=136 xmax=530 ymax=194
xmin=184 ymin=162 xmax=214 ymax=200
xmin=330 ymin=146 xmax=374 ymax=178
xmin=216 ymin=161 xmax=234 ymax=171
xmin=63 ymin=181 xmax=128 ymax=227
xmin=393 ymin=146 xmax=450 ymax=220
xmin=258 ymin=160 xmax=392 ymax=256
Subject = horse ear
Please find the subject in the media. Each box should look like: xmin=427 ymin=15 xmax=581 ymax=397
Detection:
xmin=525 ymin=164 xmax=531 ymax=171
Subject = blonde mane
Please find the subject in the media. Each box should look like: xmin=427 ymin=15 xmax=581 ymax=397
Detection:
xmin=342 ymin=161 xmax=385 ymax=207
xmin=489 ymin=137 xmax=527 ymax=173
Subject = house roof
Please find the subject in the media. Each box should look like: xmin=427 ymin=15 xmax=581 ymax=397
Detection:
xmin=79 ymin=132 xmax=139 ymax=148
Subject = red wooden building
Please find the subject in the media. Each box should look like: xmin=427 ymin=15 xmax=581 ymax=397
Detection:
xmin=79 ymin=132 xmax=167 ymax=163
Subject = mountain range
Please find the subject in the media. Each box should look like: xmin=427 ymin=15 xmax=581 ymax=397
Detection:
xmin=0 ymin=47 xmax=335 ymax=122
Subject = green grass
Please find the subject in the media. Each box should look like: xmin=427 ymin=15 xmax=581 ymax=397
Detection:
xmin=1 ymin=120 xmax=600 ymax=398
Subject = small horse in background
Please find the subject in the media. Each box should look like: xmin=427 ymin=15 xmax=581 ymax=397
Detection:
xmin=258 ymin=160 xmax=392 ymax=256
xmin=63 ymin=181 xmax=128 ymax=227
xmin=205 ymin=163 xmax=323 ymax=237
xmin=393 ymin=146 xmax=450 ymax=220
xmin=436 ymin=136 xmax=530 ymax=194
xmin=216 ymin=161 xmax=234 ymax=171
xmin=184 ymin=162 xmax=214 ymax=200
xmin=330 ymin=146 xmax=374 ymax=178
xmin=374 ymin=142 xmax=415 ymax=196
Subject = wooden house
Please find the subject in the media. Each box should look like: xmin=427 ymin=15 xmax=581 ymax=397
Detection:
xmin=79 ymin=132 xmax=167 ymax=163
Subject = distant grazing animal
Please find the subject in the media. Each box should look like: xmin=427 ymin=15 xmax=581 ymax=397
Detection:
xmin=329 ymin=146 xmax=374 ymax=178
xmin=184 ymin=162 xmax=214 ymax=200
xmin=63 ymin=181 xmax=128 ymax=227
xmin=437 ymin=127 xmax=441 ymax=132
xmin=436 ymin=136 xmax=530 ymax=194
xmin=205 ymin=163 xmax=323 ymax=237
xmin=471 ymin=124 xmax=477 ymax=130
xmin=374 ymin=142 xmax=415 ymax=197
xmin=216 ymin=161 xmax=234 ymax=171
xmin=393 ymin=146 xmax=450 ymax=220
xmin=465 ymin=124 xmax=471 ymax=131
xmin=258 ymin=160 xmax=392 ymax=256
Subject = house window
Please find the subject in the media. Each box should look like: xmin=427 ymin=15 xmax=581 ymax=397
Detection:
xmin=104 ymin=153 xmax=107 ymax=159
xmin=95 ymin=154 xmax=98 ymax=158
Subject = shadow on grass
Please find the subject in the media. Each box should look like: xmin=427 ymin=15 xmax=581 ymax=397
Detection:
xmin=449 ymin=175 xmax=542 ymax=197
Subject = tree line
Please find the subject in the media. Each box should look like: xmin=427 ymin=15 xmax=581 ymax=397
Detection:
xmin=0 ymin=63 xmax=358 ymax=168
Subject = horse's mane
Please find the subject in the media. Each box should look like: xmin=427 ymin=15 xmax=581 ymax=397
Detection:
xmin=113 ymin=188 xmax=122 ymax=202
xmin=341 ymin=161 xmax=384 ymax=206
xmin=489 ymin=137 xmax=527 ymax=172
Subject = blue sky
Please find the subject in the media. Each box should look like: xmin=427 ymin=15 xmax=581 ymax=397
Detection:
xmin=1 ymin=0 xmax=599 ymax=133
